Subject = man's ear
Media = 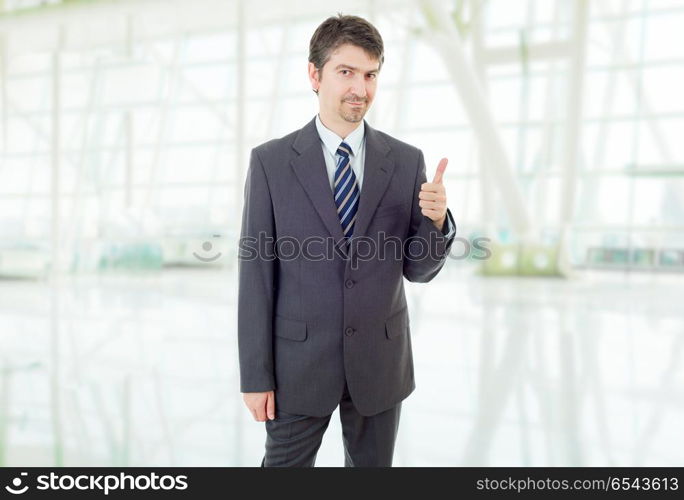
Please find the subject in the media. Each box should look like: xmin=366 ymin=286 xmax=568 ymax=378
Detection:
xmin=308 ymin=62 xmax=320 ymax=94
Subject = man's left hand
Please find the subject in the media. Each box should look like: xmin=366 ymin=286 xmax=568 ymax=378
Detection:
xmin=419 ymin=157 xmax=448 ymax=231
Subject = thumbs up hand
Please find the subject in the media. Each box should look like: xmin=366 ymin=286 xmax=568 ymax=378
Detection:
xmin=419 ymin=158 xmax=449 ymax=231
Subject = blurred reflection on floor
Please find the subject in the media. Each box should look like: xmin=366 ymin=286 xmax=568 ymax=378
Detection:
xmin=1 ymin=265 xmax=682 ymax=466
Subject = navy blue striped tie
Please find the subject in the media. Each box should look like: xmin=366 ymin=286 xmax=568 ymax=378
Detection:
xmin=334 ymin=141 xmax=360 ymax=238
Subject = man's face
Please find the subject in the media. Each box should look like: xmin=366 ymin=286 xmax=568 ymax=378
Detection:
xmin=309 ymin=43 xmax=380 ymax=126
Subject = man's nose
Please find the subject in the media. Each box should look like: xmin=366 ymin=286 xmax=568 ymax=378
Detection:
xmin=349 ymin=76 xmax=367 ymax=98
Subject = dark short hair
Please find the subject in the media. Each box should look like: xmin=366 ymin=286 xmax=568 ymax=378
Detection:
xmin=309 ymin=13 xmax=384 ymax=75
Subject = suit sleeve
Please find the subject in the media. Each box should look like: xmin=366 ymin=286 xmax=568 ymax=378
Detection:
xmin=402 ymin=149 xmax=457 ymax=283
xmin=237 ymin=148 xmax=276 ymax=393
xmin=442 ymin=210 xmax=456 ymax=239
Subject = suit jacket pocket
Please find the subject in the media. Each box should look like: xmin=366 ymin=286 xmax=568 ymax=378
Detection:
xmin=385 ymin=306 xmax=409 ymax=340
xmin=374 ymin=203 xmax=404 ymax=219
xmin=274 ymin=315 xmax=307 ymax=341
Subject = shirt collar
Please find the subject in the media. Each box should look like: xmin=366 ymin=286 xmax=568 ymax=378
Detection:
xmin=315 ymin=113 xmax=365 ymax=158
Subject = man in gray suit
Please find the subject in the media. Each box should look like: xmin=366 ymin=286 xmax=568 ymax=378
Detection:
xmin=238 ymin=14 xmax=456 ymax=467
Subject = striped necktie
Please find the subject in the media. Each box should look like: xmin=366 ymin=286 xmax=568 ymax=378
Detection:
xmin=334 ymin=141 xmax=360 ymax=238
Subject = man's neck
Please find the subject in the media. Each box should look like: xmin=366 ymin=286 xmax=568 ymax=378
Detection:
xmin=318 ymin=112 xmax=361 ymax=139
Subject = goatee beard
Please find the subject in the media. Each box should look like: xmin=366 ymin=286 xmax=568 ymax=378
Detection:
xmin=341 ymin=111 xmax=363 ymax=123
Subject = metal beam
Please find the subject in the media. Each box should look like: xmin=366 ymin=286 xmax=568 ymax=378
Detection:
xmin=49 ymin=23 xmax=65 ymax=468
xmin=470 ymin=0 xmax=496 ymax=239
xmin=559 ymin=0 xmax=589 ymax=231
xmin=418 ymin=0 xmax=533 ymax=238
xmin=0 ymin=31 xmax=6 ymax=152
xmin=482 ymin=40 xmax=571 ymax=65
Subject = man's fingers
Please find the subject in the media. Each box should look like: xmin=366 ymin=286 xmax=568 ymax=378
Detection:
xmin=254 ymin=404 xmax=267 ymax=422
xmin=432 ymin=158 xmax=448 ymax=184
xmin=267 ymin=391 xmax=275 ymax=420
xmin=242 ymin=392 xmax=274 ymax=422
xmin=418 ymin=191 xmax=445 ymax=201
xmin=419 ymin=199 xmax=441 ymax=209
xmin=420 ymin=182 xmax=445 ymax=193
xmin=421 ymin=208 xmax=441 ymax=219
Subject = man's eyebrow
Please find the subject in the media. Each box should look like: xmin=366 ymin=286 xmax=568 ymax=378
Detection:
xmin=334 ymin=64 xmax=380 ymax=73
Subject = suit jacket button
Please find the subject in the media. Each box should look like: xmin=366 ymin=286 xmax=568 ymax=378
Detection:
xmin=345 ymin=327 xmax=355 ymax=337
xmin=345 ymin=279 xmax=354 ymax=289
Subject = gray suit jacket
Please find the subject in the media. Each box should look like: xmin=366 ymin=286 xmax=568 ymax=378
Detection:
xmin=238 ymin=116 xmax=456 ymax=417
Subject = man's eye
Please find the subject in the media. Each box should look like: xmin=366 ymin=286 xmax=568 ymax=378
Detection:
xmin=341 ymin=70 xmax=351 ymax=75
xmin=368 ymin=74 xmax=377 ymax=79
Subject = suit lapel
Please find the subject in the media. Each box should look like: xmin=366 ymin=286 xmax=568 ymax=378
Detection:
xmin=351 ymin=122 xmax=395 ymax=241
xmin=291 ymin=117 xmax=346 ymax=244
xmin=290 ymin=117 xmax=395 ymax=246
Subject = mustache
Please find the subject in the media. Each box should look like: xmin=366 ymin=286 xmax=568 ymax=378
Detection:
xmin=343 ymin=96 xmax=367 ymax=103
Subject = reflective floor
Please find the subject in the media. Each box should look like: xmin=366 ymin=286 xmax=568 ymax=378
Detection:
xmin=1 ymin=265 xmax=682 ymax=466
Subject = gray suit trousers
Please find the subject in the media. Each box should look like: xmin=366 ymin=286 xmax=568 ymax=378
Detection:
xmin=261 ymin=382 xmax=401 ymax=467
